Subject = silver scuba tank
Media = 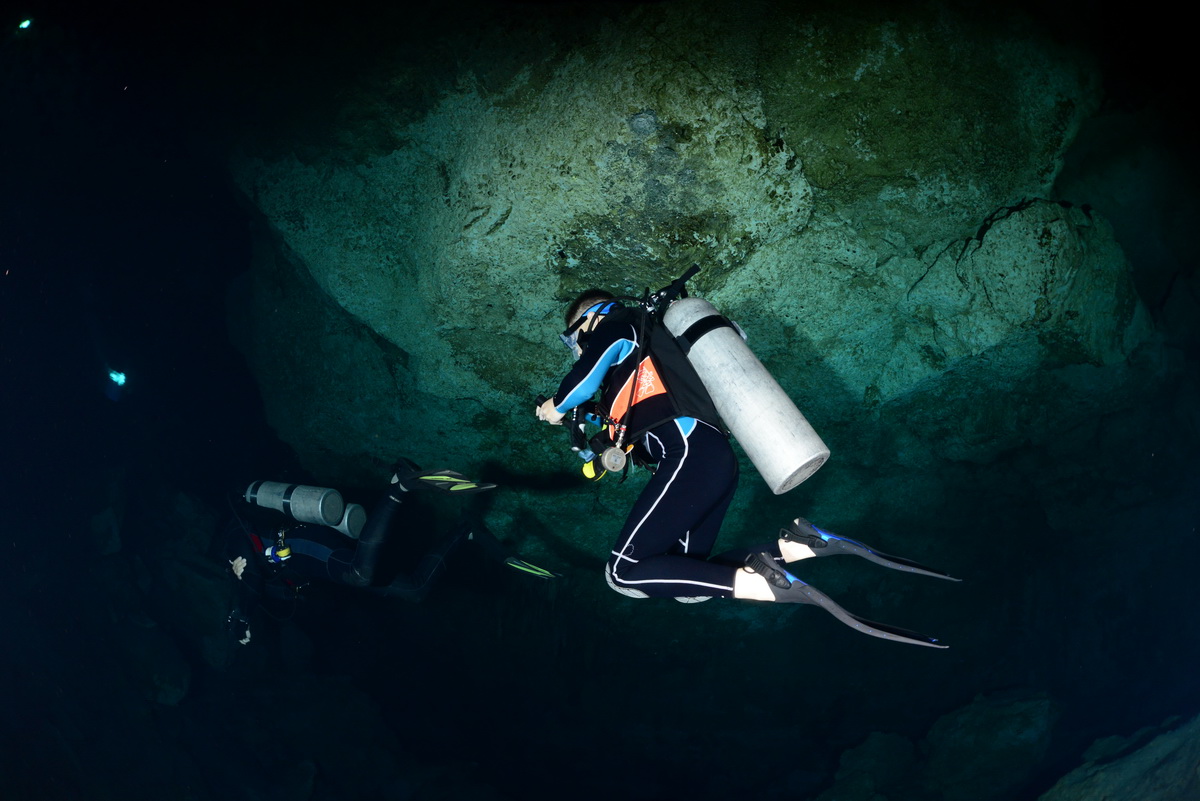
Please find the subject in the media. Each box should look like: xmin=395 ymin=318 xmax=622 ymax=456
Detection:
xmin=333 ymin=503 xmax=366 ymax=539
xmin=244 ymin=481 xmax=346 ymax=526
xmin=663 ymin=297 xmax=830 ymax=495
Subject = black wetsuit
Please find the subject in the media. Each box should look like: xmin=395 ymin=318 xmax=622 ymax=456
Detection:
xmin=226 ymin=488 xmax=512 ymax=630
xmin=552 ymin=305 xmax=742 ymax=599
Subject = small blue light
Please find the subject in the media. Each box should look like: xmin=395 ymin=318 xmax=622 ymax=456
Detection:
xmin=19 ymin=19 xmax=32 ymax=29
xmin=108 ymin=370 xmax=126 ymax=386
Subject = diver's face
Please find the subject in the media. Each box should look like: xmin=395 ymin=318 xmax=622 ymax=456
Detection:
xmin=561 ymin=308 xmax=604 ymax=360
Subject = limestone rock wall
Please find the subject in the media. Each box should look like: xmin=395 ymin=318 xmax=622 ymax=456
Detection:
xmin=227 ymin=0 xmax=1156 ymax=560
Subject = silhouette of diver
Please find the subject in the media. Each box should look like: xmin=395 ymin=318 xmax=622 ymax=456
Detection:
xmin=223 ymin=459 xmax=557 ymax=646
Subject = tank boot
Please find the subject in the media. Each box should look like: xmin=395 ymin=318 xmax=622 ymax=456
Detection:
xmin=736 ymin=551 xmax=948 ymax=649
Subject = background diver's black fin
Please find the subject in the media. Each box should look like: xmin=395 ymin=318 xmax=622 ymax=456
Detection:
xmin=392 ymin=459 xmax=497 ymax=494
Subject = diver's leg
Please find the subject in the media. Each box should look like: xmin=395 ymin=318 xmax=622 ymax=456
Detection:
xmin=668 ymin=422 xmax=738 ymax=559
xmin=342 ymin=489 xmax=404 ymax=586
xmin=377 ymin=518 xmax=470 ymax=602
xmin=460 ymin=514 xmax=511 ymax=563
xmin=606 ymin=420 xmax=739 ymax=598
xmin=463 ymin=516 xmax=561 ymax=579
xmin=347 ymin=456 xmax=497 ymax=586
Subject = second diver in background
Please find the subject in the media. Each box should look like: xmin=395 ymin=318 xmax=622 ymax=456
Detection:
xmin=224 ymin=459 xmax=557 ymax=648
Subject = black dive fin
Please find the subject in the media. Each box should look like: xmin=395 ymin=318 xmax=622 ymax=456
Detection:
xmin=392 ymin=459 xmax=496 ymax=494
xmin=503 ymin=556 xmax=561 ymax=579
xmin=745 ymin=552 xmax=948 ymax=649
xmin=408 ymin=471 xmax=496 ymax=494
xmin=786 ymin=580 xmax=947 ymax=649
xmin=783 ymin=518 xmax=961 ymax=581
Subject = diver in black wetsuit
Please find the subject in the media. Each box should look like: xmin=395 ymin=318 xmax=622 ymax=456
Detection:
xmin=223 ymin=460 xmax=557 ymax=647
xmin=537 ymin=290 xmax=742 ymax=601
xmin=536 ymin=273 xmax=960 ymax=648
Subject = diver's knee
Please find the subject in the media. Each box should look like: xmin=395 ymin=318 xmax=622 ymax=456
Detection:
xmin=343 ymin=568 xmax=372 ymax=588
xmin=604 ymin=563 xmax=649 ymax=599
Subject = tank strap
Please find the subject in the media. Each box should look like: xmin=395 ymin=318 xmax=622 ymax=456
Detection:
xmin=246 ymin=480 xmax=303 ymax=513
xmin=279 ymin=484 xmax=300 ymax=516
xmin=675 ymin=314 xmax=736 ymax=354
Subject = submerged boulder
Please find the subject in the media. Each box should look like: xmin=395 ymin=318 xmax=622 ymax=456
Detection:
xmin=815 ymin=731 xmax=919 ymax=801
xmin=1039 ymin=714 xmax=1200 ymax=801
xmin=921 ymin=690 xmax=1059 ymax=801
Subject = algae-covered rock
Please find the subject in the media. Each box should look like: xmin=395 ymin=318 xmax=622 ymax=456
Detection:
xmin=225 ymin=0 xmax=1154 ymax=563
xmin=232 ymin=0 xmax=814 ymax=416
xmin=758 ymin=2 xmax=1099 ymax=247
xmin=874 ymin=200 xmax=1155 ymax=464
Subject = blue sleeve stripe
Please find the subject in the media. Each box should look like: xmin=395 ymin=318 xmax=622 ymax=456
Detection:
xmin=556 ymin=338 xmax=635 ymax=413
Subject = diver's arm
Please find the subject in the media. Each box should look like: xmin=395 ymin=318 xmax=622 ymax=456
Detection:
xmin=225 ymin=535 xmax=262 ymax=644
xmin=552 ymin=324 xmax=636 ymax=413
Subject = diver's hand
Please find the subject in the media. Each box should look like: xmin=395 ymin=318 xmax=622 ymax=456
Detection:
xmin=225 ymin=613 xmax=251 ymax=645
xmin=537 ymin=397 xmax=566 ymax=425
xmin=229 ymin=556 xmax=247 ymax=579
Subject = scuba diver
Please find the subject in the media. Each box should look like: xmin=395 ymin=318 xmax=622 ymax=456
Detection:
xmin=535 ymin=268 xmax=958 ymax=648
xmin=224 ymin=459 xmax=558 ymax=647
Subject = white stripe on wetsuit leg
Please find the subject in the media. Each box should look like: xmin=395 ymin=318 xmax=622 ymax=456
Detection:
xmin=662 ymin=424 xmax=693 ymax=553
xmin=608 ymin=427 xmax=666 ymax=567
xmin=610 ymin=419 xmax=733 ymax=594
xmin=610 ymin=422 xmax=688 ymax=572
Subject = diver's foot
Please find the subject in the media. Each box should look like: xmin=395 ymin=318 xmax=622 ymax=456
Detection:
xmin=733 ymin=551 xmax=804 ymax=601
xmin=781 ymin=517 xmax=825 ymax=547
xmin=737 ymin=552 xmax=950 ymax=648
xmin=778 ymin=517 xmax=824 ymax=562
xmin=390 ymin=458 xmax=421 ymax=489
xmin=745 ymin=551 xmax=796 ymax=592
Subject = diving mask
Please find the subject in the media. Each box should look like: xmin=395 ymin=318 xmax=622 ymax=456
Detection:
xmin=559 ymin=301 xmax=615 ymax=359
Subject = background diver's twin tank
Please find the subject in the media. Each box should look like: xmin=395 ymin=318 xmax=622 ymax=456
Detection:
xmin=244 ymin=481 xmax=366 ymax=538
xmin=664 ymin=297 xmax=830 ymax=495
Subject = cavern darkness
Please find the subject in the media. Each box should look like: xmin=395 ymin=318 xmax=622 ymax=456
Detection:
xmin=2 ymin=1 xmax=1197 ymax=799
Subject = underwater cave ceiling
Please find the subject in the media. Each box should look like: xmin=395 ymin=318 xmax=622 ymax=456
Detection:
xmin=228 ymin=1 xmax=1159 ymax=568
